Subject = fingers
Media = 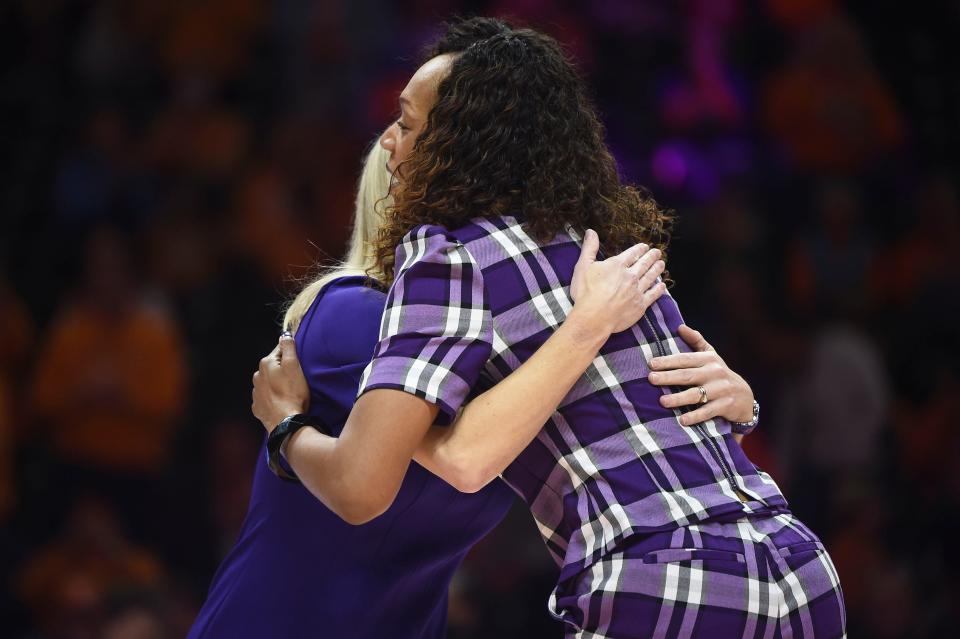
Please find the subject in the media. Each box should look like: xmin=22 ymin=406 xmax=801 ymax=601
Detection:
xmin=278 ymin=334 xmax=298 ymax=364
xmin=678 ymin=324 xmax=714 ymax=352
xmin=636 ymin=259 xmax=665 ymax=291
xmin=576 ymin=228 xmax=600 ymax=268
xmin=251 ymin=372 xmax=262 ymax=415
xmin=648 ymin=360 xmax=726 ymax=387
xmin=675 ymin=396 xmax=734 ymax=427
xmin=641 ymin=281 xmax=667 ymax=308
xmin=255 ymin=341 xmax=285 ymax=385
xmin=649 ymin=351 xmax=716 ymax=372
xmin=625 ymin=247 xmax=659 ymax=278
xmin=648 ymin=366 xmax=703 ymax=387
xmin=656 ymin=379 xmax=734 ymax=426
xmin=658 ymin=385 xmax=702 ymax=409
xmin=657 ymin=378 xmax=726 ymax=409
xmin=617 ymin=241 xmax=650 ymax=268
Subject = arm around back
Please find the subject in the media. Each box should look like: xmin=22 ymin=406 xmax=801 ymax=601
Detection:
xmin=413 ymin=230 xmax=667 ymax=492
xmin=281 ymin=226 xmax=496 ymax=522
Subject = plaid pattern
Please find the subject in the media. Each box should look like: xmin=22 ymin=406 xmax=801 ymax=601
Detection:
xmin=359 ymin=225 xmax=492 ymax=426
xmin=553 ymin=513 xmax=846 ymax=638
xmin=359 ymin=216 xmax=842 ymax=635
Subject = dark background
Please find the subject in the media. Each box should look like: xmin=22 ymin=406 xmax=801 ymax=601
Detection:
xmin=1 ymin=0 xmax=958 ymax=637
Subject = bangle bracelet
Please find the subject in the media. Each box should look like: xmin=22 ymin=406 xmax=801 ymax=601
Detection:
xmin=266 ymin=413 xmax=331 ymax=482
xmin=730 ymin=400 xmax=760 ymax=435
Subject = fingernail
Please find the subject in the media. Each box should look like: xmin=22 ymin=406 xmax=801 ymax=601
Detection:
xmin=649 ymin=372 xmax=659 ymax=382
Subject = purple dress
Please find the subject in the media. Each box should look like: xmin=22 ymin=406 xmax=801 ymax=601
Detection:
xmin=188 ymin=276 xmax=515 ymax=638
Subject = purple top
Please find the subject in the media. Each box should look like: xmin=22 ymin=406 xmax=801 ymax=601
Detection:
xmin=358 ymin=216 xmax=791 ymax=615
xmin=188 ymin=276 xmax=515 ymax=638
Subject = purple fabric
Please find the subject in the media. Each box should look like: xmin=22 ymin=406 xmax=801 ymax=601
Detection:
xmin=553 ymin=514 xmax=846 ymax=638
xmin=359 ymin=217 xmax=844 ymax=635
xmin=188 ymin=277 xmax=515 ymax=638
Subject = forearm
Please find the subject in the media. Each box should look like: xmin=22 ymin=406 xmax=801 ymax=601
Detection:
xmin=414 ymin=309 xmax=609 ymax=492
xmin=283 ymin=428 xmax=372 ymax=523
xmin=283 ymin=389 xmax=435 ymax=524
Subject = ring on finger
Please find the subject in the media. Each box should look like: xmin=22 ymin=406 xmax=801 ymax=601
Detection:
xmin=697 ymin=385 xmax=708 ymax=404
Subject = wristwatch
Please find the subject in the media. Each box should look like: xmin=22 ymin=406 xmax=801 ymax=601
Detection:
xmin=266 ymin=413 xmax=331 ymax=482
xmin=730 ymin=400 xmax=760 ymax=435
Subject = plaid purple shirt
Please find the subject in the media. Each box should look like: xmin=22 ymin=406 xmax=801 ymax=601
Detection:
xmin=358 ymin=215 xmax=790 ymax=605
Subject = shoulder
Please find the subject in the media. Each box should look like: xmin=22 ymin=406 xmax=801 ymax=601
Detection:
xmin=393 ymin=223 xmax=489 ymax=276
xmin=398 ymin=221 xmax=492 ymax=247
xmin=395 ymin=224 xmax=459 ymax=262
xmin=296 ymin=276 xmax=386 ymax=367
xmin=316 ymin=276 xmax=386 ymax=317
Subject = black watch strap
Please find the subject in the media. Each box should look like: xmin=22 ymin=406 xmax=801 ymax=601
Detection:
xmin=266 ymin=413 xmax=331 ymax=482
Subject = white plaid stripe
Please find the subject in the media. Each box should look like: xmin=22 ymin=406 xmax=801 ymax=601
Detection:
xmin=360 ymin=217 xmax=816 ymax=635
xmin=359 ymin=226 xmax=492 ymax=423
xmin=735 ymin=520 xmax=764 ymax=632
xmin=557 ymin=515 xmax=844 ymax=638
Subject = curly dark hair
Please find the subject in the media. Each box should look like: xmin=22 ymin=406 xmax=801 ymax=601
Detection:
xmin=424 ymin=16 xmax=515 ymax=57
xmin=375 ymin=18 xmax=674 ymax=284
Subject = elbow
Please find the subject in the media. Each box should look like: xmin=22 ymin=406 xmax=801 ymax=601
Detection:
xmin=456 ymin=477 xmax=492 ymax=494
xmin=301 ymin=482 xmax=391 ymax=526
xmin=331 ymin=491 xmax=393 ymax=526
xmin=338 ymin=504 xmax=385 ymax=526
xmin=332 ymin=498 xmax=389 ymax=526
xmin=421 ymin=436 xmax=500 ymax=492
xmin=450 ymin=470 xmax=493 ymax=494
xmin=442 ymin=454 xmax=497 ymax=494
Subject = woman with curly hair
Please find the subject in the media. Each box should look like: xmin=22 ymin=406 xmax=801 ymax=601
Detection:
xmin=254 ymin=18 xmax=844 ymax=638
xmin=189 ymin=133 xmax=670 ymax=637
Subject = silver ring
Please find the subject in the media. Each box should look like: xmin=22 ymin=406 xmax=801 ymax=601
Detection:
xmin=697 ymin=385 xmax=708 ymax=404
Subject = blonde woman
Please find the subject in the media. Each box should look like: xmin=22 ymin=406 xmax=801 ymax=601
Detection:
xmin=188 ymin=137 xmax=668 ymax=638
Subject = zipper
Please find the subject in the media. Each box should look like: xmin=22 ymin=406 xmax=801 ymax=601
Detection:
xmin=641 ymin=313 xmax=741 ymax=493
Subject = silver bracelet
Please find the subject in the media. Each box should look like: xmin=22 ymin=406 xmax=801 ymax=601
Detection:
xmin=730 ymin=400 xmax=759 ymax=435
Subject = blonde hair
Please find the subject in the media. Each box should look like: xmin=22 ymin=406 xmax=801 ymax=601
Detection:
xmin=282 ymin=139 xmax=392 ymax=334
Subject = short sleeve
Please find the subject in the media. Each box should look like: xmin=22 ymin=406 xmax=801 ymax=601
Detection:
xmin=357 ymin=225 xmax=493 ymax=425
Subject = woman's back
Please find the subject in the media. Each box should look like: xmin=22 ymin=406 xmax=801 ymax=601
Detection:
xmin=356 ymin=217 xmax=792 ymax=606
xmin=188 ymin=276 xmax=515 ymax=638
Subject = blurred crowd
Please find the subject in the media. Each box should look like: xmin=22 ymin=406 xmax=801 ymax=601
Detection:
xmin=1 ymin=1 xmax=958 ymax=637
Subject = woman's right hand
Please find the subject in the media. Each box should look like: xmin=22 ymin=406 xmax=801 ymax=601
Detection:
xmin=569 ymin=229 xmax=666 ymax=335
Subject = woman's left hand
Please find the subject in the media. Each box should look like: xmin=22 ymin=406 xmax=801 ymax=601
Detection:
xmin=252 ymin=334 xmax=310 ymax=433
xmin=647 ymin=324 xmax=755 ymax=428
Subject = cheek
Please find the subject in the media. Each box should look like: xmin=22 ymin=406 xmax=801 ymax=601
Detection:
xmin=395 ymin=137 xmax=413 ymax=163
